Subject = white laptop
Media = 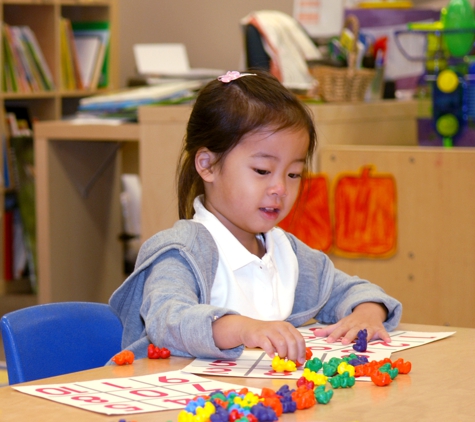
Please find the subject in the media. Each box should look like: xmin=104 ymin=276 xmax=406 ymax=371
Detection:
xmin=133 ymin=43 xmax=224 ymax=79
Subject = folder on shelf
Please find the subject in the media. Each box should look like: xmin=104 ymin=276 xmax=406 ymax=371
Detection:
xmin=72 ymin=21 xmax=111 ymax=88
xmin=74 ymin=35 xmax=103 ymax=89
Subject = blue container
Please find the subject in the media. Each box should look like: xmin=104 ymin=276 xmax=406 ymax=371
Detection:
xmin=466 ymin=61 xmax=475 ymax=118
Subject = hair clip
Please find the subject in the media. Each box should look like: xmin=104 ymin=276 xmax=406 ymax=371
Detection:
xmin=217 ymin=71 xmax=256 ymax=83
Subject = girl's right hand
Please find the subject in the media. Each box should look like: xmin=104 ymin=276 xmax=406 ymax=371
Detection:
xmin=212 ymin=315 xmax=306 ymax=364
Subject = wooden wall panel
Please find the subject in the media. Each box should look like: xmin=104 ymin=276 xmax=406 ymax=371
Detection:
xmin=319 ymin=145 xmax=475 ymax=328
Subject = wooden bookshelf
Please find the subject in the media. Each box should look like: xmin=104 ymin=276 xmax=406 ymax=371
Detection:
xmin=0 ymin=0 xmax=119 ymax=293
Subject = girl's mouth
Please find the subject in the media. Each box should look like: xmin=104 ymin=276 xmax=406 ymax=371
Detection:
xmin=259 ymin=207 xmax=280 ymax=219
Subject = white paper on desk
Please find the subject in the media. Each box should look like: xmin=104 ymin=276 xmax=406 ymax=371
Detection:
xmin=182 ymin=348 xmax=392 ymax=380
xmin=184 ymin=326 xmax=455 ymax=380
xmin=13 ymin=370 xmax=261 ymax=415
xmin=133 ymin=43 xmax=224 ymax=78
xmin=300 ymin=323 xmax=456 ymax=353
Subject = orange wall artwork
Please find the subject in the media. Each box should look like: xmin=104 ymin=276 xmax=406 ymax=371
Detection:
xmin=333 ymin=165 xmax=397 ymax=258
xmin=279 ymin=174 xmax=332 ymax=253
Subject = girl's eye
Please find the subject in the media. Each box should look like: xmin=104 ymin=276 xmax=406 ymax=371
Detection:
xmin=288 ymin=173 xmax=302 ymax=179
xmin=254 ymin=168 xmax=270 ymax=175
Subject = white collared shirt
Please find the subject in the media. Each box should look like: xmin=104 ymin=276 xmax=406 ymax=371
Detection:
xmin=192 ymin=196 xmax=299 ymax=320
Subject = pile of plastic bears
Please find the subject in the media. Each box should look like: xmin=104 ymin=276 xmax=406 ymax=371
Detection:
xmin=177 ymin=354 xmax=412 ymax=422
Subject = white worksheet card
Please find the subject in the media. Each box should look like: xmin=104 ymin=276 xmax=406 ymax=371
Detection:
xmin=183 ymin=328 xmax=455 ymax=380
xmin=14 ymin=370 xmax=261 ymax=416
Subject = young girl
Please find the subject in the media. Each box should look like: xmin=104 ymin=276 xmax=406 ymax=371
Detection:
xmin=109 ymin=70 xmax=402 ymax=365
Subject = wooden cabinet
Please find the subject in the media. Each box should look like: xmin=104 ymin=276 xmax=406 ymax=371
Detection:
xmin=0 ymin=0 xmax=119 ymax=292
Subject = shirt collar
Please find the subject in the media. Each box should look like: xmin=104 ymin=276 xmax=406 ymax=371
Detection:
xmin=192 ymin=196 xmax=274 ymax=271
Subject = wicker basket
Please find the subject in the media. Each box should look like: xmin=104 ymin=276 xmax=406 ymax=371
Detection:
xmin=309 ymin=15 xmax=376 ymax=102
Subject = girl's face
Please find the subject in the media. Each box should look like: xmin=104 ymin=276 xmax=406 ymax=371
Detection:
xmin=197 ymin=127 xmax=309 ymax=253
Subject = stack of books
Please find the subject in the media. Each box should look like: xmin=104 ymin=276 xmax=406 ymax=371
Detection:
xmin=1 ymin=23 xmax=54 ymax=93
xmin=77 ymin=80 xmax=202 ymax=121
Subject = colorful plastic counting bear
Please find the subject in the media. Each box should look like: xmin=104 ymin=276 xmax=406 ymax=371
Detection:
xmin=271 ymin=355 xmax=297 ymax=372
xmin=353 ymin=328 xmax=368 ymax=352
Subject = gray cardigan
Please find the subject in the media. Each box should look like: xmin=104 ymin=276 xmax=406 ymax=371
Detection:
xmin=109 ymin=220 xmax=402 ymax=360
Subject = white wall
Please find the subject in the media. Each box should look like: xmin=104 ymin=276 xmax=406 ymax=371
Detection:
xmin=118 ymin=0 xmax=446 ymax=88
xmin=118 ymin=0 xmax=293 ymax=87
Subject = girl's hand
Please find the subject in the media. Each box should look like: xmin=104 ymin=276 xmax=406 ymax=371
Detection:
xmin=212 ymin=315 xmax=306 ymax=364
xmin=311 ymin=302 xmax=391 ymax=345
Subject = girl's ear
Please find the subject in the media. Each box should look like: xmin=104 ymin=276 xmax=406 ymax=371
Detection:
xmin=195 ymin=147 xmax=216 ymax=182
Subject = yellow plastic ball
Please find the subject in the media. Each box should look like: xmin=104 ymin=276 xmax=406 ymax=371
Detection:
xmin=437 ymin=69 xmax=459 ymax=93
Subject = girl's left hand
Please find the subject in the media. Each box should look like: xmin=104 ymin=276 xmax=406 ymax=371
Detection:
xmin=311 ymin=302 xmax=391 ymax=345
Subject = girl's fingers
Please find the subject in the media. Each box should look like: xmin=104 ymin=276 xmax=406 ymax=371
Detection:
xmin=260 ymin=337 xmax=277 ymax=358
xmin=311 ymin=323 xmax=339 ymax=339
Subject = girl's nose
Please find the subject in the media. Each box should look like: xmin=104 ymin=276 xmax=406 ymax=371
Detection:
xmin=268 ymin=180 xmax=287 ymax=197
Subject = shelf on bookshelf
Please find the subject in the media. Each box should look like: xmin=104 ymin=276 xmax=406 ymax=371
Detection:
xmin=0 ymin=0 xmax=119 ymax=286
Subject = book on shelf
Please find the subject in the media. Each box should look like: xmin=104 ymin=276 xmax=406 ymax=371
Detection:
xmin=2 ymin=106 xmax=37 ymax=289
xmin=3 ymin=194 xmax=28 ymax=282
xmin=2 ymin=107 xmax=27 ymax=191
xmin=3 ymin=134 xmax=12 ymax=190
xmin=6 ymin=135 xmax=36 ymax=290
xmin=72 ymin=21 xmax=111 ymax=89
xmin=5 ymin=105 xmax=33 ymax=139
xmin=65 ymin=18 xmax=83 ymax=90
xmin=60 ymin=18 xmax=79 ymax=90
xmin=20 ymin=26 xmax=55 ymax=91
xmin=1 ymin=22 xmax=54 ymax=93
xmin=2 ymin=23 xmax=31 ymax=93
xmin=3 ymin=202 xmax=14 ymax=281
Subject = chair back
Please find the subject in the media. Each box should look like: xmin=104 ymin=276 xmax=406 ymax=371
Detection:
xmin=1 ymin=301 xmax=123 ymax=385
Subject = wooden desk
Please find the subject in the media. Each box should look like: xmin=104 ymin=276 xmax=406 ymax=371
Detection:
xmin=0 ymin=323 xmax=473 ymax=421
xmin=34 ymin=122 xmax=140 ymax=303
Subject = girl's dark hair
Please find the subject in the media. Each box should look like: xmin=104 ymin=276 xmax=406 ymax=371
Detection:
xmin=177 ymin=70 xmax=317 ymax=219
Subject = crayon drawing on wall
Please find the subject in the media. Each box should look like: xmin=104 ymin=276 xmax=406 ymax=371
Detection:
xmin=279 ymin=174 xmax=332 ymax=253
xmin=279 ymin=166 xmax=397 ymax=258
xmin=333 ymin=165 xmax=397 ymax=258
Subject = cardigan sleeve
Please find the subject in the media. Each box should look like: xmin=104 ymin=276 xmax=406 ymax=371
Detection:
xmin=287 ymin=232 xmax=402 ymax=331
xmin=141 ymin=249 xmax=244 ymax=359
